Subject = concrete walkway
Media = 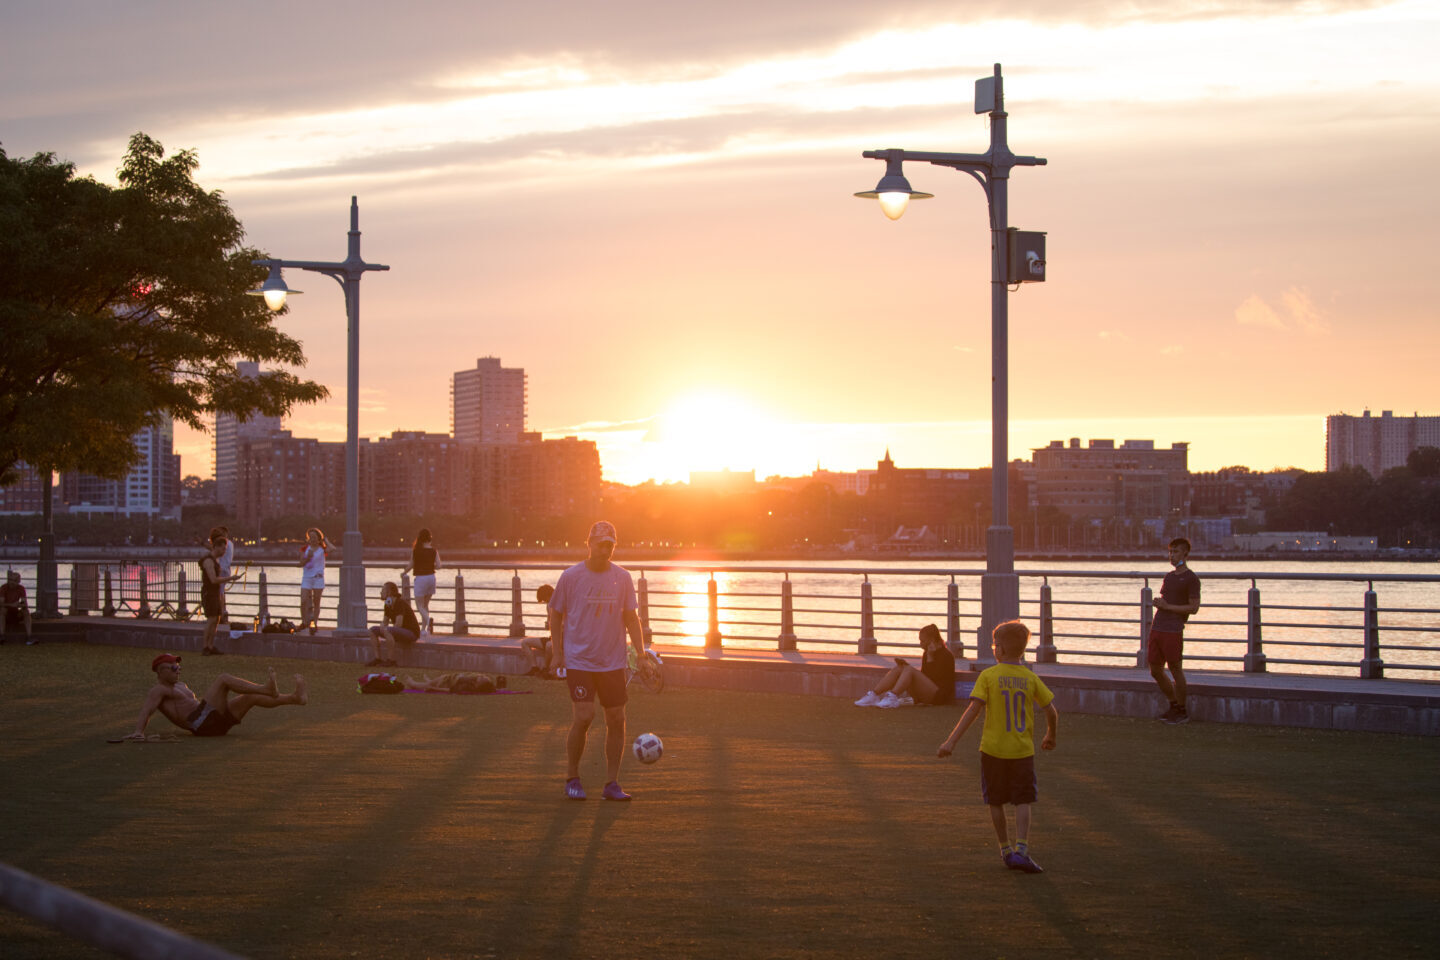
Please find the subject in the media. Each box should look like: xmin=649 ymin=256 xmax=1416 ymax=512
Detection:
xmin=30 ymin=617 xmax=1440 ymax=736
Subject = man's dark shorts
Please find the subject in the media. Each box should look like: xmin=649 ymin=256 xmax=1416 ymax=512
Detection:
xmin=201 ymin=589 xmax=222 ymax=619
xmin=980 ymin=752 xmax=1038 ymax=806
xmin=1148 ymin=629 xmax=1184 ymax=668
xmin=186 ymin=700 xmax=240 ymax=737
xmin=565 ymin=668 xmax=628 ymax=708
xmin=3 ymin=608 xmax=25 ymax=628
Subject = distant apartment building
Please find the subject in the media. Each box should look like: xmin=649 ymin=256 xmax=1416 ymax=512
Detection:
xmin=370 ymin=431 xmax=466 ymax=516
xmin=60 ymin=416 xmax=182 ymax=519
xmin=1326 ymin=410 xmax=1440 ymax=477
xmin=0 ymin=463 xmax=48 ymax=515
xmin=234 ymin=434 xmax=368 ymax=525
xmin=215 ymin=362 xmax=284 ymax=509
xmin=866 ymin=451 xmax=978 ymax=537
xmin=1028 ymin=438 xmax=1189 ymax=519
xmin=502 ymin=434 xmax=602 ymax=521
xmin=451 ymin=357 xmax=526 ymax=445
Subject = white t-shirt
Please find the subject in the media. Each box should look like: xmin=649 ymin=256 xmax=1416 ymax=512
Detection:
xmin=301 ymin=545 xmax=327 ymax=587
xmin=548 ymin=560 xmax=637 ymax=672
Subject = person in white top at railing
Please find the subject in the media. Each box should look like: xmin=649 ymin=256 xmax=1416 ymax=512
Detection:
xmin=298 ymin=527 xmax=331 ymax=636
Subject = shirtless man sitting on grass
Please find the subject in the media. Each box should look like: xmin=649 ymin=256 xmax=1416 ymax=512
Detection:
xmin=125 ymin=654 xmax=308 ymax=740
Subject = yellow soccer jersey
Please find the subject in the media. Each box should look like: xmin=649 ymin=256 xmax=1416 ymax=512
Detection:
xmin=968 ymin=661 xmax=1055 ymax=759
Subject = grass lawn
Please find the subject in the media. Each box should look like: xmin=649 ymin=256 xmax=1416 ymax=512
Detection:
xmin=2 ymin=642 xmax=1438 ymax=960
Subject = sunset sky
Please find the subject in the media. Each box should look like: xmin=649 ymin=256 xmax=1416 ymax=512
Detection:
xmin=4 ymin=1 xmax=1437 ymax=485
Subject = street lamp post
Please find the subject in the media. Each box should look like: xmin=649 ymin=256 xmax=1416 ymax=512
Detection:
xmin=855 ymin=63 xmax=1047 ymax=659
xmin=249 ymin=197 xmax=389 ymax=634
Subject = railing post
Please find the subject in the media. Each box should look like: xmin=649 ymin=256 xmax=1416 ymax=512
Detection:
xmin=858 ymin=575 xmax=877 ymax=655
xmin=706 ymin=574 xmax=722 ymax=650
xmin=508 ymin=571 xmax=525 ymax=638
xmin=1037 ymin=578 xmax=1057 ymax=663
xmin=256 ymin=569 xmax=270 ymax=630
xmin=1244 ymin=580 xmax=1267 ymax=673
xmin=176 ymin=568 xmax=189 ymax=621
xmin=946 ymin=578 xmax=963 ymax=661
xmin=67 ymin=567 xmax=82 ymax=616
xmin=452 ymin=574 xmax=471 ymax=636
xmin=136 ymin=570 xmax=151 ymax=621
xmin=1137 ymin=580 xmax=1152 ymax=668
xmin=1360 ymin=582 xmax=1384 ymax=679
xmin=401 ymin=571 xmax=412 ymax=605
xmin=103 ymin=567 xmax=115 ymax=618
xmin=638 ymin=571 xmax=653 ymax=644
xmin=778 ymin=574 xmax=797 ymax=651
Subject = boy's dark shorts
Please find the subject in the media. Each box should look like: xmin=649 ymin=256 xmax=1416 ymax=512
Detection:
xmin=980 ymin=752 xmax=1038 ymax=806
xmin=565 ymin=668 xmax=628 ymax=708
xmin=1147 ymin=629 xmax=1184 ymax=668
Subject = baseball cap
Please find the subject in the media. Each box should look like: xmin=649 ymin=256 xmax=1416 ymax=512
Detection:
xmin=588 ymin=520 xmax=618 ymax=543
xmin=151 ymin=653 xmax=182 ymax=672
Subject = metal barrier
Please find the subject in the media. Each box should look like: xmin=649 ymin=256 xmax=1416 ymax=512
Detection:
xmin=18 ymin=560 xmax=1440 ymax=679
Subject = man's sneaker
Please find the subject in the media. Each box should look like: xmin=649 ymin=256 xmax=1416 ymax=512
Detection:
xmin=1164 ymin=708 xmax=1190 ymax=725
xmin=1009 ymin=852 xmax=1044 ymax=874
xmin=854 ymin=691 xmax=881 ymax=707
xmin=565 ymin=778 xmax=586 ymax=800
xmin=1159 ymin=704 xmax=1180 ymax=722
xmin=602 ymin=781 xmax=632 ymax=801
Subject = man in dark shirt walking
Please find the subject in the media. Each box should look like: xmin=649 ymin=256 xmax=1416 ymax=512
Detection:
xmin=1150 ymin=537 xmax=1201 ymax=724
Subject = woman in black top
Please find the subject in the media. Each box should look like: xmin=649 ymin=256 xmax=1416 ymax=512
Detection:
xmin=853 ymin=623 xmax=956 ymax=708
xmin=405 ymin=528 xmax=440 ymax=636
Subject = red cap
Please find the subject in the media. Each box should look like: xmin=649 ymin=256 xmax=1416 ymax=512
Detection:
xmin=151 ymin=653 xmax=182 ymax=672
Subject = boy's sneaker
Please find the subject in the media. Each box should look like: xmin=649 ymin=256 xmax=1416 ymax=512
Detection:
xmin=565 ymin=778 xmax=586 ymax=800
xmin=602 ymin=781 xmax=632 ymax=801
xmin=1008 ymin=852 xmax=1044 ymax=874
xmin=854 ymin=691 xmax=881 ymax=707
xmin=1164 ymin=707 xmax=1190 ymax=725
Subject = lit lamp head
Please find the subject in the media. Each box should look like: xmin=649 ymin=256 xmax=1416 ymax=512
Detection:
xmin=247 ymin=262 xmax=301 ymax=312
xmin=854 ymin=155 xmax=933 ymax=220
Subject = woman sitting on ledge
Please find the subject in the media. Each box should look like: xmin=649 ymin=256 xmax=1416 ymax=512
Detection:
xmin=854 ymin=623 xmax=956 ymax=709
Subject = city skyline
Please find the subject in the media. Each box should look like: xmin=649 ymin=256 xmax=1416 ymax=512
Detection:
xmin=5 ymin=1 xmax=1437 ymax=486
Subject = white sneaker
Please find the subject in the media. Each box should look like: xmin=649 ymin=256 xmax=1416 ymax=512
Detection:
xmin=854 ymin=691 xmax=881 ymax=707
xmin=876 ymin=692 xmax=901 ymax=708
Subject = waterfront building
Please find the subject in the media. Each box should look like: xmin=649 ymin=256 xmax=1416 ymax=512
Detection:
xmin=471 ymin=433 xmax=602 ymax=529
xmin=1229 ymin=531 xmax=1378 ymax=552
xmin=451 ymin=357 xmax=526 ymax=445
xmin=1027 ymin=438 xmax=1189 ymax=520
xmin=214 ymin=361 xmax=285 ymax=510
xmin=867 ymin=451 xmax=981 ymax=541
xmin=60 ymin=416 xmax=182 ymax=520
xmin=1326 ymin=410 xmax=1440 ymax=477
xmin=0 ymin=462 xmax=48 ymax=515
xmin=370 ymin=431 xmax=466 ymax=516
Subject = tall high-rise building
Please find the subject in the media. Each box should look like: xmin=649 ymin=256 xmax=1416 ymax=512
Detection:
xmin=215 ymin=361 xmax=284 ymax=509
xmin=1326 ymin=410 xmax=1440 ymax=477
xmin=451 ymin=357 xmax=526 ymax=445
xmin=60 ymin=415 xmax=182 ymax=519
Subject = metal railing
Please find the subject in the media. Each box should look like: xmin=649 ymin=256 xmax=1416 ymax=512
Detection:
xmin=22 ymin=560 xmax=1440 ymax=680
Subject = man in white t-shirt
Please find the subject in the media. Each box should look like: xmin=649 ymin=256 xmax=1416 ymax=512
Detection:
xmin=547 ymin=520 xmax=656 ymax=801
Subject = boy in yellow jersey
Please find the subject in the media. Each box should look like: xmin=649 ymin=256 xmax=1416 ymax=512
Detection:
xmin=937 ymin=619 xmax=1058 ymax=873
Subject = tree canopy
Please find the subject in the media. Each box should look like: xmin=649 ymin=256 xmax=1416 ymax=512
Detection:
xmin=0 ymin=133 xmax=327 ymax=484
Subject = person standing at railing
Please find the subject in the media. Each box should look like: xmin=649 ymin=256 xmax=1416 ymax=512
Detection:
xmin=548 ymin=520 xmax=657 ymax=802
xmin=200 ymin=538 xmax=241 ymax=656
xmin=299 ymin=528 xmax=331 ymax=637
xmin=1150 ymin=537 xmax=1201 ymax=725
xmin=403 ymin=527 xmax=440 ymax=636
xmin=209 ymin=525 xmax=234 ymax=628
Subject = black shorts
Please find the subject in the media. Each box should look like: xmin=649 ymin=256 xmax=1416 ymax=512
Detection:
xmin=979 ymin=752 xmax=1038 ymax=806
xmin=201 ymin=588 xmax=222 ymax=619
xmin=565 ymin=668 xmax=628 ymax=708
xmin=187 ymin=700 xmax=240 ymax=737
xmin=3 ymin=608 xmax=25 ymax=627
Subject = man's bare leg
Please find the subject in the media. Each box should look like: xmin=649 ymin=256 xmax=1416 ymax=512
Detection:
xmin=603 ymin=704 xmax=627 ymax=783
xmin=227 ymin=675 xmax=308 ymax=721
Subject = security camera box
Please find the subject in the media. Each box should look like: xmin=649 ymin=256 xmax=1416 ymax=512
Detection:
xmin=1006 ymin=229 xmax=1046 ymax=283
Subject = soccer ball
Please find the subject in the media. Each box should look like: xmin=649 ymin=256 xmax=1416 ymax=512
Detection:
xmin=632 ymin=732 xmax=663 ymax=764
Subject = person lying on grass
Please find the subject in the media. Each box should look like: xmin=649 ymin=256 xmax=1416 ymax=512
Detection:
xmin=125 ymin=654 xmax=308 ymax=739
